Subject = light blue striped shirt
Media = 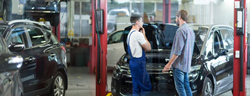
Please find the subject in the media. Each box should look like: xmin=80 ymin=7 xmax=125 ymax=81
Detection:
xmin=170 ymin=23 xmax=195 ymax=73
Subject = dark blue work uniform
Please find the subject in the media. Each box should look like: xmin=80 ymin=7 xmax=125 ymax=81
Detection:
xmin=127 ymin=30 xmax=152 ymax=96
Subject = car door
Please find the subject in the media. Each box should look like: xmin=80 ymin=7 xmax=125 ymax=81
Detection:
xmin=0 ymin=36 xmax=12 ymax=96
xmin=107 ymin=30 xmax=125 ymax=67
xmin=5 ymin=25 xmax=36 ymax=93
xmin=215 ymin=28 xmax=234 ymax=92
xmin=212 ymin=30 xmax=231 ymax=93
xmin=19 ymin=24 xmax=57 ymax=94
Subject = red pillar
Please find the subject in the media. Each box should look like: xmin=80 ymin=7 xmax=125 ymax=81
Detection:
xmin=163 ymin=0 xmax=171 ymax=23
xmin=52 ymin=23 xmax=60 ymax=42
xmin=233 ymin=0 xmax=247 ymax=96
xmin=97 ymin=0 xmax=108 ymax=95
xmin=90 ymin=0 xmax=97 ymax=73
xmin=91 ymin=0 xmax=108 ymax=96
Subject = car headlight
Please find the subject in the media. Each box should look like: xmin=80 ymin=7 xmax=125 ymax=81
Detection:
xmin=189 ymin=65 xmax=201 ymax=82
xmin=113 ymin=65 xmax=120 ymax=79
xmin=115 ymin=64 xmax=120 ymax=70
xmin=190 ymin=65 xmax=201 ymax=72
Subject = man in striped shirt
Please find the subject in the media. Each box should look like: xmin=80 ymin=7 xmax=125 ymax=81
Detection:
xmin=162 ymin=10 xmax=195 ymax=96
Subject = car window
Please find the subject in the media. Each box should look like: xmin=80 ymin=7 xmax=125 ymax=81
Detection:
xmin=195 ymin=27 xmax=208 ymax=51
xmin=108 ymin=31 xmax=123 ymax=44
xmin=26 ymin=26 xmax=48 ymax=46
xmin=6 ymin=27 xmax=26 ymax=47
xmin=220 ymin=29 xmax=234 ymax=49
xmin=214 ymin=31 xmax=223 ymax=54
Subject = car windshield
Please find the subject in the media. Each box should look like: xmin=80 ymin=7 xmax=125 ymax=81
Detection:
xmin=194 ymin=27 xmax=208 ymax=51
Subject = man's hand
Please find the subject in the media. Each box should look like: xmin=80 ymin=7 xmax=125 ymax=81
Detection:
xmin=140 ymin=28 xmax=146 ymax=36
xmin=162 ymin=63 xmax=172 ymax=73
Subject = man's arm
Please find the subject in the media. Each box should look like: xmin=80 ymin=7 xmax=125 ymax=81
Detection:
xmin=162 ymin=30 xmax=185 ymax=72
xmin=162 ymin=54 xmax=178 ymax=72
xmin=140 ymin=28 xmax=151 ymax=51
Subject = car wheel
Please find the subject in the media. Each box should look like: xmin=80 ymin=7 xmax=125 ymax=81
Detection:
xmin=50 ymin=14 xmax=60 ymax=26
xmin=48 ymin=72 xmax=66 ymax=96
xmin=202 ymin=78 xmax=213 ymax=96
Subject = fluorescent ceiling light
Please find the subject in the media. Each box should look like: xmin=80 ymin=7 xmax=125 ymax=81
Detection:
xmin=116 ymin=0 xmax=130 ymax=3
xmin=194 ymin=0 xmax=218 ymax=5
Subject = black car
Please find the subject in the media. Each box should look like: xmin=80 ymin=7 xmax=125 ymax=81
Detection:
xmin=0 ymin=34 xmax=23 ymax=96
xmin=0 ymin=20 xmax=68 ymax=96
xmin=0 ymin=0 xmax=12 ymax=21
xmin=24 ymin=0 xmax=67 ymax=26
xmin=111 ymin=24 xmax=234 ymax=96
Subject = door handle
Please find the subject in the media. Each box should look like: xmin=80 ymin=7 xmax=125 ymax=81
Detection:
xmin=50 ymin=53 xmax=56 ymax=57
xmin=25 ymin=57 xmax=35 ymax=62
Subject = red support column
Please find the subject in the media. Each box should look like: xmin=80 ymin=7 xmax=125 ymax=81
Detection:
xmin=52 ymin=23 xmax=60 ymax=42
xmin=57 ymin=22 xmax=60 ymax=42
xmin=90 ymin=0 xmax=97 ymax=74
xmin=163 ymin=0 xmax=171 ymax=23
xmin=91 ymin=0 xmax=108 ymax=96
xmin=97 ymin=0 xmax=108 ymax=95
xmin=233 ymin=0 xmax=247 ymax=96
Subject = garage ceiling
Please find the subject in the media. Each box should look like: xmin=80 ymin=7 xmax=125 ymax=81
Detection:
xmin=73 ymin=0 xmax=193 ymax=3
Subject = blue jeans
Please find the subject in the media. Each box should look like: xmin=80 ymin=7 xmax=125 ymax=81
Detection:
xmin=173 ymin=68 xmax=192 ymax=96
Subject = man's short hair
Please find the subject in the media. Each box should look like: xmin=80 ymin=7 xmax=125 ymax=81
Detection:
xmin=176 ymin=10 xmax=188 ymax=21
xmin=130 ymin=14 xmax=142 ymax=24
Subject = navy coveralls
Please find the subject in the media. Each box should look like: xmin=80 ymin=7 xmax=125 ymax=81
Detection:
xmin=127 ymin=30 xmax=152 ymax=96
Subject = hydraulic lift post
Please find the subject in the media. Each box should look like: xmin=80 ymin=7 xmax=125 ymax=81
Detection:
xmin=234 ymin=0 xmax=247 ymax=96
xmin=91 ymin=0 xmax=108 ymax=96
xmin=53 ymin=23 xmax=60 ymax=42
xmin=163 ymin=0 xmax=171 ymax=23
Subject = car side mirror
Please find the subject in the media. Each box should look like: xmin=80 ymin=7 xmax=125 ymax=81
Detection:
xmin=8 ymin=42 xmax=24 ymax=52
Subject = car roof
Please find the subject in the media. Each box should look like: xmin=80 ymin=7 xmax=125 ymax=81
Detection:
xmin=0 ymin=19 xmax=51 ymax=30
xmin=108 ymin=30 xmax=124 ymax=37
xmin=189 ymin=24 xmax=233 ymax=32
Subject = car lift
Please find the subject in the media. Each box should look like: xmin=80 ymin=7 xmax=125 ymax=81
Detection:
xmin=89 ymin=0 xmax=248 ymax=96
xmin=90 ymin=0 xmax=108 ymax=96
xmin=234 ymin=0 xmax=247 ymax=96
xmin=53 ymin=24 xmax=60 ymax=42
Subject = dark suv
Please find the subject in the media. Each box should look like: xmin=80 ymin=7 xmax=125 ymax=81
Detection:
xmin=24 ymin=0 xmax=67 ymax=26
xmin=111 ymin=24 xmax=234 ymax=96
xmin=0 ymin=35 xmax=24 ymax=96
xmin=0 ymin=20 xmax=68 ymax=96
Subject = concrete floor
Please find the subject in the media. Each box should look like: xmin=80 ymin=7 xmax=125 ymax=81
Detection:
xmin=65 ymin=67 xmax=250 ymax=96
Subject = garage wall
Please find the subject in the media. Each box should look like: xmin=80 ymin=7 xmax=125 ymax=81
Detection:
xmin=213 ymin=0 xmax=234 ymax=27
xmin=180 ymin=0 xmax=235 ymax=27
xmin=180 ymin=1 xmax=214 ymax=24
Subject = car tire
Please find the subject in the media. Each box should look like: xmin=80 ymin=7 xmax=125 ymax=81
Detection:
xmin=50 ymin=14 xmax=60 ymax=26
xmin=202 ymin=78 xmax=213 ymax=96
xmin=48 ymin=72 xmax=66 ymax=96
